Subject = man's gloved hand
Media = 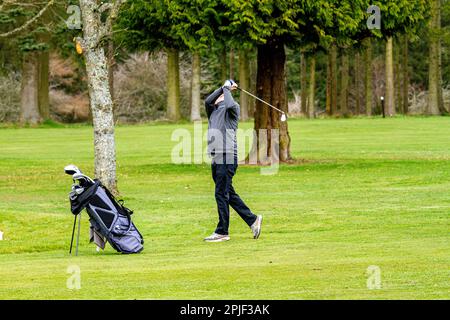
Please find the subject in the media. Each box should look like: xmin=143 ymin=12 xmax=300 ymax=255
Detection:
xmin=223 ymin=79 xmax=238 ymax=91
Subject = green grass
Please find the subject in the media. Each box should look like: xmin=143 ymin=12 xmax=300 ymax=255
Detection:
xmin=0 ymin=117 xmax=449 ymax=299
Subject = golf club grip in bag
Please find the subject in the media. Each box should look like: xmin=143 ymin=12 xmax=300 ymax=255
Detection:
xmin=70 ymin=180 xmax=144 ymax=254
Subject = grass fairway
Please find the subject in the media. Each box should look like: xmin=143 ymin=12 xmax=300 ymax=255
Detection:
xmin=0 ymin=117 xmax=449 ymax=299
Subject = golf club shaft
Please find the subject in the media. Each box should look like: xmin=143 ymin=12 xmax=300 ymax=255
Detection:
xmin=69 ymin=215 xmax=77 ymax=254
xmin=75 ymin=213 xmax=81 ymax=256
xmin=238 ymin=88 xmax=285 ymax=114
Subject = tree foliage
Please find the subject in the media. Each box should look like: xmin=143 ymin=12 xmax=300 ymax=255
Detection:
xmin=166 ymin=0 xmax=219 ymax=51
xmin=373 ymin=0 xmax=430 ymax=39
xmin=0 ymin=1 xmax=56 ymax=52
xmin=116 ymin=0 xmax=221 ymax=53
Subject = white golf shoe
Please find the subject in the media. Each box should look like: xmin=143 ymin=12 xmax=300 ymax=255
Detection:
xmin=251 ymin=215 xmax=263 ymax=239
xmin=204 ymin=233 xmax=230 ymax=242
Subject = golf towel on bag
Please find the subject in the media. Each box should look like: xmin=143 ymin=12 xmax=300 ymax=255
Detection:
xmin=70 ymin=180 xmax=144 ymax=254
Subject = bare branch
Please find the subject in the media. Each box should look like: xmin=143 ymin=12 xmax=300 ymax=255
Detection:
xmin=2 ymin=1 xmax=48 ymax=8
xmin=0 ymin=0 xmax=55 ymax=38
xmin=110 ymin=0 xmax=126 ymax=20
xmin=106 ymin=0 xmax=126 ymax=31
xmin=98 ymin=2 xmax=112 ymax=13
xmin=98 ymin=0 xmax=126 ymax=45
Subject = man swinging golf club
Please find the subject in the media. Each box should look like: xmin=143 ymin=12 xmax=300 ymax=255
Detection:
xmin=203 ymin=79 xmax=262 ymax=242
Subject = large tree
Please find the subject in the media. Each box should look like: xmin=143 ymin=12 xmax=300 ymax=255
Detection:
xmin=164 ymin=0 xmax=218 ymax=121
xmin=320 ymin=1 xmax=371 ymax=117
xmin=117 ymin=0 xmax=220 ymax=122
xmin=219 ymin=0 xmax=323 ymax=162
xmin=312 ymin=1 xmax=386 ymax=119
xmin=238 ymin=47 xmax=251 ymax=120
xmin=116 ymin=0 xmax=185 ymax=121
xmin=339 ymin=49 xmax=349 ymax=116
xmin=427 ymin=0 xmax=446 ymax=115
xmin=220 ymin=0 xmax=380 ymax=159
xmin=307 ymin=53 xmax=316 ymax=118
xmin=76 ymin=0 xmax=126 ymax=193
xmin=363 ymin=38 xmax=373 ymax=116
xmin=0 ymin=0 xmax=57 ymax=124
xmin=328 ymin=44 xmax=338 ymax=116
xmin=300 ymin=51 xmax=308 ymax=115
xmin=373 ymin=0 xmax=429 ymax=116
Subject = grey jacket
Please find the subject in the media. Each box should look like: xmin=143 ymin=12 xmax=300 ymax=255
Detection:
xmin=205 ymin=87 xmax=240 ymax=159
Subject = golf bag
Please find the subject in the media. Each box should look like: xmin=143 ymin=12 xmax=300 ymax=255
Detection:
xmin=67 ymin=170 xmax=144 ymax=254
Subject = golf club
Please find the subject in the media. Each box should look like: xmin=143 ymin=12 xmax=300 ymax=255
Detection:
xmin=75 ymin=212 xmax=81 ymax=256
xmin=65 ymin=165 xmax=94 ymax=186
xmin=72 ymin=172 xmax=94 ymax=187
xmin=69 ymin=214 xmax=77 ymax=255
xmin=64 ymin=164 xmax=82 ymax=176
xmin=237 ymin=87 xmax=287 ymax=122
xmin=69 ymin=185 xmax=85 ymax=200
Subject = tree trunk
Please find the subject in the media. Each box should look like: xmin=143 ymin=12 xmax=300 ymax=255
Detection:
xmin=36 ymin=3 xmax=50 ymax=121
xmin=190 ymin=52 xmax=201 ymax=121
xmin=385 ymin=37 xmax=395 ymax=116
xmin=229 ymin=48 xmax=234 ymax=80
xmin=428 ymin=0 xmax=444 ymax=115
xmin=21 ymin=52 xmax=41 ymax=124
xmin=330 ymin=44 xmax=338 ymax=115
xmin=437 ymin=29 xmax=445 ymax=113
xmin=340 ymin=51 xmax=349 ymax=116
xmin=354 ymin=51 xmax=361 ymax=115
xmin=251 ymin=40 xmax=291 ymax=163
xmin=395 ymin=39 xmax=402 ymax=114
xmin=326 ymin=51 xmax=331 ymax=115
xmin=220 ymin=47 xmax=227 ymax=82
xmin=300 ymin=52 xmax=307 ymax=115
xmin=238 ymin=48 xmax=250 ymax=121
xmin=437 ymin=0 xmax=445 ymax=114
xmin=307 ymin=56 xmax=316 ymax=118
xmin=166 ymin=47 xmax=181 ymax=121
xmin=38 ymin=49 xmax=50 ymax=120
xmin=106 ymin=40 xmax=115 ymax=101
xmin=364 ymin=38 xmax=373 ymax=116
xmin=402 ymin=36 xmax=409 ymax=114
xmin=248 ymin=50 xmax=257 ymax=117
xmin=79 ymin=0 xmax=117 ymax=193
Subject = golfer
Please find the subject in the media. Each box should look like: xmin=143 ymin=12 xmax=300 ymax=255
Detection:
xmin=203 ymin=79 xmax=262 ymax=242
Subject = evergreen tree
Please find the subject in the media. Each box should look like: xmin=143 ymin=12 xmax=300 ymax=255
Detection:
xmin=0 ymin=0 xmax=59 ymax=123
xmin=372 ymin=0 xmax=429 ymax=116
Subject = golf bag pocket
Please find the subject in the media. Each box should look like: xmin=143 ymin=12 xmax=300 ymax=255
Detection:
xmin=109 ymin=215 xmax=144 ymax=254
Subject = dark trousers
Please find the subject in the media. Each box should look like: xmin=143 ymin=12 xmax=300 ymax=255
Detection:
xmin=212 ymin=161 xmax=257 ymax=235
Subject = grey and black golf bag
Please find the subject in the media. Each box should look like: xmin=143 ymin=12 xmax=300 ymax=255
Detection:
xmin=66 ymin=165 xmax=144 ymax=254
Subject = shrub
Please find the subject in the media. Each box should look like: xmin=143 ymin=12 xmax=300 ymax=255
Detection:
xmin=114 ymin=51 xmax=191 ymax=123
xmin=0 ymin=72 xmax=20 ymax=122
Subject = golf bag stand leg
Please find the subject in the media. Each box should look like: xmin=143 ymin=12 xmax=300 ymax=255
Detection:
xmin=75 ymin=213 xmax=81 ymax=256
xmin=69 ymin=214 xmax=77 ymax=255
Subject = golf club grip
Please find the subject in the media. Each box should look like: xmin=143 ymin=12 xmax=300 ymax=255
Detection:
xmin=238 ymin=88 xmax=285 ymax=114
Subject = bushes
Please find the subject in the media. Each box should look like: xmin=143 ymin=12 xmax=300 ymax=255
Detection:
xmin=49 ymin=53 xmax=90 ymax=123
xmin=0 ymin=72 xmax=20 ymax=122
xmin=49 ymin=90 xmax=90 ymax=122
xmin=114 ymin=52 xmax=191 ymax=123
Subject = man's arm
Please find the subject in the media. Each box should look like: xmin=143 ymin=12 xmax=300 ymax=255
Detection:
xmin=205 ymin=87 xmax=223 ymax=118
xmin=223 ymin=87 xmax=239 ymax=118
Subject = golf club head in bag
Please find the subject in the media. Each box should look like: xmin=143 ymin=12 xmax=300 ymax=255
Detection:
xmin=64 ymin=164 xmax=81 ymax=176
xmin=65 ymin=165 xmax=144 ymax=254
